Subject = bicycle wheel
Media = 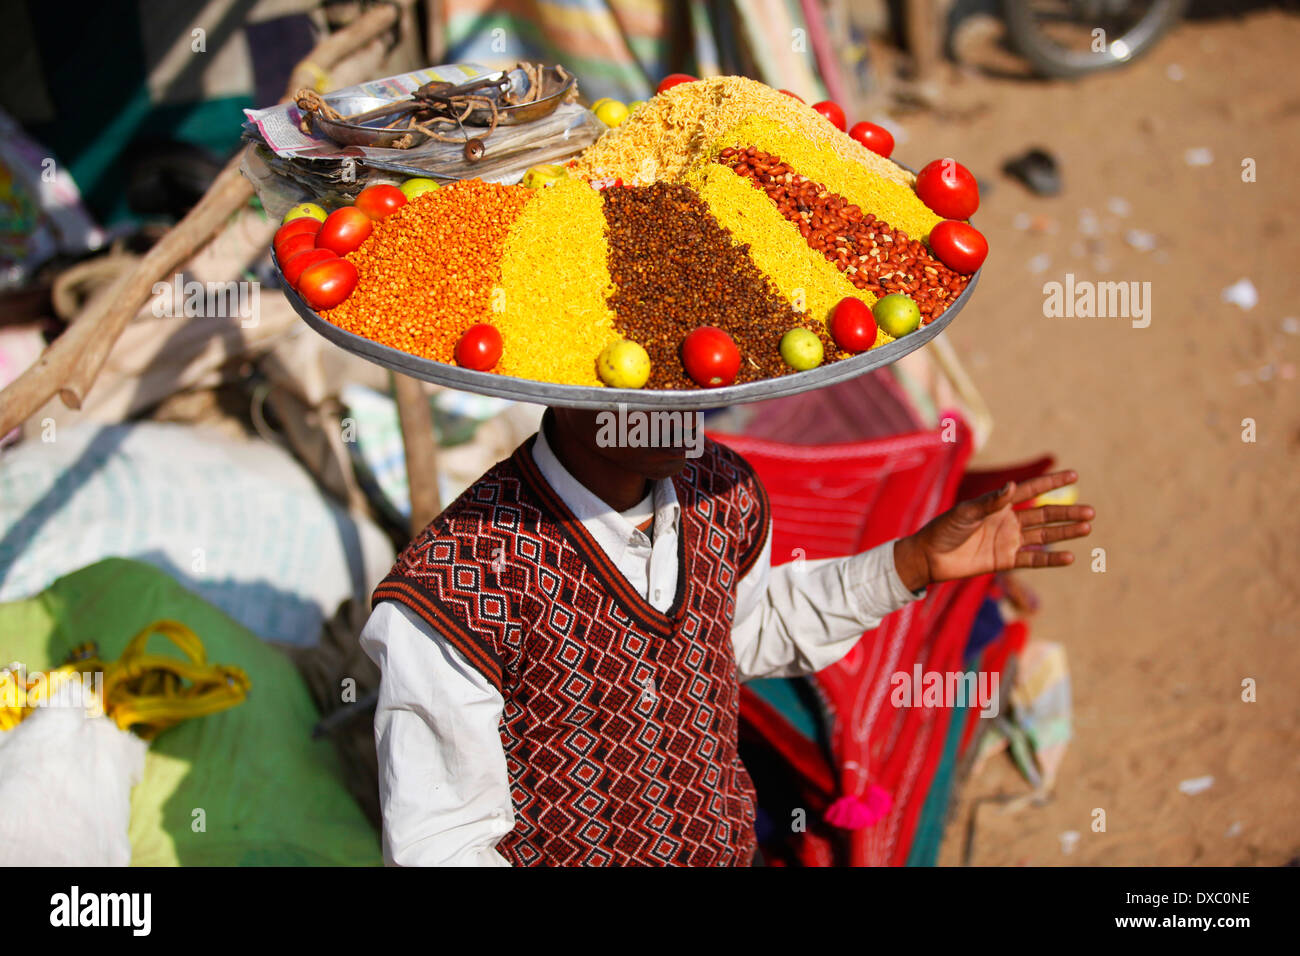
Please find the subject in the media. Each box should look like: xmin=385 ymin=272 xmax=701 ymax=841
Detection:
xmin=1003 ymin=0 xmax=1188 ymax=79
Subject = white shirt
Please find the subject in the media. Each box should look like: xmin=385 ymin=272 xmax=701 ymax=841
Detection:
xmin=360 ymin=427 xmax=923 ymax=866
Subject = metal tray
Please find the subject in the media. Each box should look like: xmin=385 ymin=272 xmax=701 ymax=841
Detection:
xmin=310 ymin=95 xmax=418 ymax=149
xmin=281 ymin=259 xmax=979 ymax=410
xmin=465 ymin=66 xmax=577 ymax=126
xmin=310 ymin=68 xmax=576 ymax=149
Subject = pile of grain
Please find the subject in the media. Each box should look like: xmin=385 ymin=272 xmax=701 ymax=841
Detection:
xmin=602 ymin=183 xmax=836 ymax=389
xmin=719 ymin=147 xmax=967 ymax=324
xmin=698 ymin=115 xmax=943 ymax=242
xmin=684 ymin=162 xmax=880 ymax=338
xmin=323 ymin=180 xmax=531 ymax=362
xmin=493 ymin=178 xmax=621 ymax=386
xmin=571 ymin=76 xmax=913 ymax=189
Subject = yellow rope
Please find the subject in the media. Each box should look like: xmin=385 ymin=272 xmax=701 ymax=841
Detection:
xmin=297 ymin=60 xmax=332 ymax=94
xmin=0 ymin=621 xmax=250 ymax=740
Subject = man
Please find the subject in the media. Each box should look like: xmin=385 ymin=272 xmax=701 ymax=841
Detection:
xmin=361 ymin=406 xmax=1093 ymax=866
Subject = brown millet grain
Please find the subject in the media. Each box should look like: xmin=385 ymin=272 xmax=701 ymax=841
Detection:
xmin=601 ymin=182 xmax=838 ymax=390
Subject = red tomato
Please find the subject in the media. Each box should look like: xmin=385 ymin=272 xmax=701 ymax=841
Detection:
xmin=276 ymin=232 xmax=317 ymax=263
xmin=283 ymin=247 xmax=337 ymax=288
xmin=811 ymin=100 xmax=846 ymax=132
xmin=915 ymin=159 xmax=980 ymax=220
xmin=455 ymin=324 xmax=503 ymax=371
xmin=928 ymin=220 xmax=988 ymax=275
xmin=298 ymin=258 xmax=358 ymax=311
xmin=354 ymin=184 xmax=407 ymax=221
xmin=681 ymin=326 xmax=740 ymax=387
xmin=273 ymin=217 xmax=321 ymax=257
xmin=829 ymin=297 xmax=878 ymax=353
xmin=316 ymin=207 xmax=373 ymax=256
xmin=778 ymin=89 xmax=804 ymax=103
xmin=848 ymin=121 xmax=894 ymax=158
xmin=656 ymin=73 xmax=697 ymax=94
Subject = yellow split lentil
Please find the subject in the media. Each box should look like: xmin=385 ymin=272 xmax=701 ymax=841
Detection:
xmin=493 ymin=178 xmax=620 ymax=386
xmin=684 ymin=162 xmax=884 ymax=338
xmin=572 ymin=76 xmax=914 ymax=189
xmin=695 ymin=116 xmax=944 ymax=242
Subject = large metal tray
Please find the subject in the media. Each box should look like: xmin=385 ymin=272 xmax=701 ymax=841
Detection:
xmin=281 ymin=262 xmax=978 ymax=409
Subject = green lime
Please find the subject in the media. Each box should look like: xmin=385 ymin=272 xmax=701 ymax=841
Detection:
xmin=597 ymin=339 xmax=652 ymax=388
xmin=521 ymin=164 xmax=569 ymax=189
xmin=593 ymin=100 xmax=630 ymax=128
xmin=779 ymin=328 xmax=824 ymax=371
xmin=400 ymin=178 xmax=440 ymax=200
xmin=872 ymin=293 xmax=921 ymax=338
xmin=282 ymin=202 xmax=326 ymax=224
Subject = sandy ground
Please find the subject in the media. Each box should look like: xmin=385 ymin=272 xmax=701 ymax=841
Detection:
xmin=881 ymin=9 xmax=1300 ymax=865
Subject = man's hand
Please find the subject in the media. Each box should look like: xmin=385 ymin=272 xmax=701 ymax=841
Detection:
xmin=893 ymin=471 xmax=1094 ymax=592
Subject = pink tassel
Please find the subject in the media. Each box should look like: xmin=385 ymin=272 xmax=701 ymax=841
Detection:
xmin=824 ymin=785 xmax=893 ymax=830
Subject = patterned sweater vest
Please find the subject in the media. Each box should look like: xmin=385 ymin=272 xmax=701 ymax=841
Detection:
xmin=373 ymin=435 xmax=771 ymax=866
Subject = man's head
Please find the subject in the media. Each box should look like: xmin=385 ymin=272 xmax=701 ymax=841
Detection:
xmin=549 ymin=406 xmax=702 ymax=482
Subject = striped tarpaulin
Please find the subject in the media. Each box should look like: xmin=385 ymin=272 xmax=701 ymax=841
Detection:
xmin=439 ymin=0 xmax=832 ymax=104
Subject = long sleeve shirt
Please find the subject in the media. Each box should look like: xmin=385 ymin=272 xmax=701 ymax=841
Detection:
xmin=360 ymin=427 xmax=923 ymax=866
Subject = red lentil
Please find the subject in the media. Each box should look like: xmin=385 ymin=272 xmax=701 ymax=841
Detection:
xmin=322 ymin=180 xmax=533 ymax=361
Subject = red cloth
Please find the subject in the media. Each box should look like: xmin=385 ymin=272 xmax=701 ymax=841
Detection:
xmin=720 ymin=419 xmax=1056 ymax=865
xmin=716 ymin=418 xmax=977 ymax=865
xmin=736 ymin=368 xmax=924 ymax=446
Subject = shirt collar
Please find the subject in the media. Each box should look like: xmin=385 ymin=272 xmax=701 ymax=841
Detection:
xmin=530 ymin=423 xmax=681 ymax=561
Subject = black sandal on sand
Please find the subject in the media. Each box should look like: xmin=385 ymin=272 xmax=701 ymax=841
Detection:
xmin=1002 ymin=148 xmax=1061 ymax=197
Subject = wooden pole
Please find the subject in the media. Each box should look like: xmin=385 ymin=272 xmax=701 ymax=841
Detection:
xmin=424 ymin=0 xmax=445 ymax=65
xmin=905 ymin=0 xmax=942 ymax=85
xmin=283 ymin=3 xmax=406 ymax=96
xmin=0 ymin=1 xmax=407 ymax=436
xmin=59 ymin=159 xmax=255 ymax=410
xmin=392 ymin=374 xmax=442 ymax=534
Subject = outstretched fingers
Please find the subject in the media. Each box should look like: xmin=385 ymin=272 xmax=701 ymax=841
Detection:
xmin=1020 ymin=521 xmax=1093 ymax=546
xmin=1016 ymin=548 xmax=1075 ymax=568
xmin=978 ymin=481 xmax=1017 ymax=515
xmin=1018 ymin=504 xmax=1096 ymax=527
xmin=1011 ymin=470 xmax=1079 ymax=505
